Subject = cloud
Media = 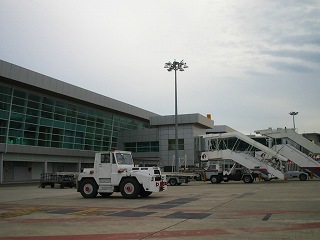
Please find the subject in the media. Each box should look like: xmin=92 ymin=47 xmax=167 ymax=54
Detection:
xmin=261 ymin=49 xmax=320 ymax=64
xmin=1 ymin=0 xmax=320 ymax=134
xmin=261 ymin=48 xmax=320 ymax=73
xmin=277 ymin=34 xmax=320 ymax=47
xmin=267 ymin=61 xmax=313 ymax=73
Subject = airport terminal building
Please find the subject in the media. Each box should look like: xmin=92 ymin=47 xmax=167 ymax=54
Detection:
xmin=0 ymin=60 xmax=213 ymax=183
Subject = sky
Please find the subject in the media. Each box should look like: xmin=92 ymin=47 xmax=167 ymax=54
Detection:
xmin=0 ymin=0 xmax=319 ymax=135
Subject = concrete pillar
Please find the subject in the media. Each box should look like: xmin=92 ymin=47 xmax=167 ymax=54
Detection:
xmin=43 ymin=161 xmax=48 ymax=173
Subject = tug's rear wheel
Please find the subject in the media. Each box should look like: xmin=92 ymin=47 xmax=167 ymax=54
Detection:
xmin=120 ymin=178 xmax=141 ymax=199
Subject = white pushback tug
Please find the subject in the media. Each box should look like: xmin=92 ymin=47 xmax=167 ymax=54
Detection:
xmin=77 ymin=149 xmax=167 ymax=199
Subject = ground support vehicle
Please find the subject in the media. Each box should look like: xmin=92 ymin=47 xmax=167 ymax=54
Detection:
xmin=199 ymin=130 xmax=315 ymax=183
xmin=199 ymin=132 xmax=286 ymax=180
xmin=164 ymin=172 xmax=198 ymax=186
xmin=204 ymin=164 xmax=257 ymax=184
xmin=77 ymin=150 xmax=167 ymax=199
xmin=182 ymin=168 xmax=206 ymax=181
xmin=284 ymin=171 xmax=308 ymax=181
xmin=40 ymin=173 xmax=76 ymax=189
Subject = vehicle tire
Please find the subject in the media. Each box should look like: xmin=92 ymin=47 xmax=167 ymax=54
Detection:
xmin=80 ymin=179 xmax=98 ymax=198
xmin=60 ymin=184 xmax=64 ymax=189
xmin=140 ymin=189 xmax=152 ymax=198
xmin=243 ymin=175 xmax=253 ymax=183
xmin=50 ymin=183 xmax=54 ymax=188
xmin=120 ymin=178 xmax=141 ymax=199
xmin=299 ymin=174 xmax=307 ymax=181
xmin=100 ymin=192 xmax=113 ymax=198
xmin=210 ymin=176 xmax=219 ymax=184
xmin=169 ymin=178 xmax=178 ymax=186
xmin=41 ymin=183 xmax=45 ymax=188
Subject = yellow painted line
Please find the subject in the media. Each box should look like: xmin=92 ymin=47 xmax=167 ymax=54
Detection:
xmin=0 ymin=206 xmax=47 ymax=219
xmin=71 ymin=208 xmax=99 ymax=216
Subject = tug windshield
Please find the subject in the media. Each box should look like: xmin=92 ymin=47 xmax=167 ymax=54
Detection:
xmin=115 ymin=153 xmax=133 ymax=165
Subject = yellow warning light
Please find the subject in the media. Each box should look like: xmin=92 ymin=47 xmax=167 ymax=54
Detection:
xmin=207 ymin=114 xmax=211 ymax=119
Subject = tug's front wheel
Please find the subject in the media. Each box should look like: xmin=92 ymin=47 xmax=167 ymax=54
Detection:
xmin=120 ymin=178 xmax=141 ymax=199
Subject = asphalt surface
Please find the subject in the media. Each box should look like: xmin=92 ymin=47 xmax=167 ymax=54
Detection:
xmin=0 ymin=179 xmax=320 ymax=240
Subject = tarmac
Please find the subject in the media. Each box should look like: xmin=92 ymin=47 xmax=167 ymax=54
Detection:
xmin=0 ymin=179 xmax=319 ymax=240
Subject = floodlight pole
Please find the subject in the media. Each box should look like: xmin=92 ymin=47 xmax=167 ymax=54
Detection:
xmin=164 ymin=60 xmax=188 ymax=172
xmin=289 ymin=111 xmax=298 ymax=131
xmin=174 ymin=69 xmax=178 ymax=171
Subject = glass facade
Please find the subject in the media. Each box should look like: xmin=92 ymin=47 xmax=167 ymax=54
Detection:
xmin=124 ymin=141 xmax=159 ymax=152
xmin=168 ymin=139 xmax=184 ymax=150
xmin=0 ymin=83 xmax=150 ymax=151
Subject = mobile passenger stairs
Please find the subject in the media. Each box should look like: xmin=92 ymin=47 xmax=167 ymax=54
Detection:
xmin=255 ymin=128 xmax=320 ymax=178
xmin=199 ymin=131 xmax=287 ymax=181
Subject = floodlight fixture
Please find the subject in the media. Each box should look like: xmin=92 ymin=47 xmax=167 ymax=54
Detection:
xmin=289 ymin=111 xmax=298 ymax=131
xmin=164 ymin=60 xmax=188 ymax=72
xmin=289 ymin=111 xmax=298 ymax=116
